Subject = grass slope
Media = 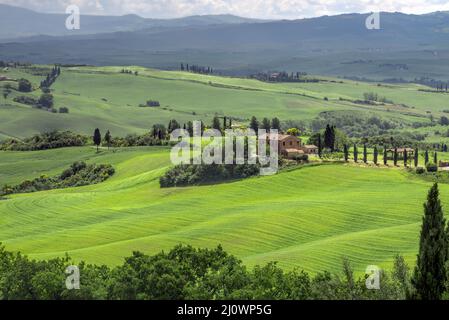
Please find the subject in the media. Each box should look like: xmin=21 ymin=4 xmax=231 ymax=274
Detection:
xmin=0 ymin=146 xmax=442 ymax=274
xmin=2 ymin=65 xmax=449 ymax=141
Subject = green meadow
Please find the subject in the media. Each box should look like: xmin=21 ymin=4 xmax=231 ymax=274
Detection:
xmin=1 ymin=65 xmax=448 ymax=141
xmin=2 ymin=65 xmax=449 ymax=274
xmin=0 ymin=146 xmax=442 ymax=274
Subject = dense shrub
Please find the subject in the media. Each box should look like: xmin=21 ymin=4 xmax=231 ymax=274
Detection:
xmin=160 ymin=164 xmax=260 ymax=188
xmin=311 ymin=111 xmax=404 ymax=140
xmin=59 ymin=107 xmax=69 ymax=113
xmin=18 ymin=78 xmax=32 ymax=92
xmin=38 ymin=93 xmax=53 ymax=108
xmin=146 ymin=100 xmax=160 ymax=107
xmin=106 ymin=133 xmax=169 ymax=147
xmin=13 ymin=95 xmax=38 ymax=106
xmin=363 ymin=92 xmax=393 ymax=104
xmin=416 ymin=167 xmax=425 ymax=174
xmin=0 ymin=244 xmax=413 ymax=300
xmin=292 ymin=154 xmax=309 ymax=161
xmin=1 ymin=161 xmax=114 ymax=196
xmin=0 ymin=131 xmax=88 ymax=151
xmin=14 ymin=93 xmax=57 ymax=111
xmin=426 ymin=162 xmax=438 ymax=173
xmin=138 ymin=100 xmax=161 ymax=108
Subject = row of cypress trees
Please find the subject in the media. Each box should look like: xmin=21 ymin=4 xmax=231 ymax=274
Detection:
xmin=340 ymin=145 xmax=438 ymax=167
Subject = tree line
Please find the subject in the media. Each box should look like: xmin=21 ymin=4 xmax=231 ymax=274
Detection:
xmin=250 ymin=71 xmax=317 ymax=83
xmin=40 ymin=65 xmax=61 ymax=89
xmin=181 ymin=63 xmax=214 ymax=75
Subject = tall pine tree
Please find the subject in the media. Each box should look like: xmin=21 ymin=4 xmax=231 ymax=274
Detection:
xmin=394 ymin=148 xmax=398 ymax=166
xmin=411 ymin=183 xmax=448 ymax=300
xmin=250 ymin=116 xmax=259 ymax=134
xmin=262 ymin=118 xmax=271 ymax=131
xmin=363 ymin=144 xmax=367 ymax=164
xmin=414 ymin=148 xmax=419 ymax=167
xmin=373 ymin=146 xmax=378 ymax=165
xmin=104 ymin=130 xmax=111 ymax=150
xmin=271 ymin=117 xmax=280 ymax=130
xmin=93 ymin=128 xmax=101 ymax=152
xmin=324 ymin=124 xmax=336 ymax=152
xmin=317 ymin=134 xmax=322 ymax=158
xmin=212 ymin=116 xmax=221 ymax=131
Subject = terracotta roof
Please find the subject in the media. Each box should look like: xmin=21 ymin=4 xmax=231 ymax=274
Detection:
xmin=260 ymin=133 xmax=298 ymax=141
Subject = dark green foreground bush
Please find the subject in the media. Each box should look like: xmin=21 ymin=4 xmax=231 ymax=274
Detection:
xmin=1 ymin=161 xmax=114 ymax=196
xmin=0 ymin=244 xmax=414 ymax=300
xmin=160 ymin=164 xmax=260 ymax=187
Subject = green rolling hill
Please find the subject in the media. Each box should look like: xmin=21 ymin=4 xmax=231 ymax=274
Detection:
xmin=2 ymin=65 xmax=449 ymax=275
xmin=1 ymin=64 xmax=449 ymax=141
xmin=0 ymin=146 xmax=439 ymax=274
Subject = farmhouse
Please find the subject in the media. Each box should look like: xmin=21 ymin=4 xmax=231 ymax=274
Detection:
xmin=262 ymin=133 xmax=318 ymax=159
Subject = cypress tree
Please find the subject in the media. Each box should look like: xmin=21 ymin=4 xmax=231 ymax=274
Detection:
xmin=384 ymin=147 xmax=388 ymax=165
xmin=262 ymin=118 xmax=271 ymax=131
xmin=411 ymin=183 xmax=448 ymax=300
xmin=404 ymin=149 xmax=408 ymax=167
xmin=434 ymin=152 xmax=438 ymax=165
xmin=271 ymin=117 xmax=280 ymax=130
xmin=324 ymin=125 xmax=332 ymax=150
xmin=373 ymin=146 xmax=378 ymax=165
xmin=363 ymin=144 xmax=367 ymax=163
xmin=394 ymin=148 xmax=398 ymax=166
xmin=414 ymin=148 xmax=419 ymax=167
xmin=425 ymin=150 xmax=429 ymax=165
xmin=330 ymin=126 xmax=336 ymax=152
xmin=344 ymin=144 xmax=349 ymax=162
xmin=212 ymin=116 xmax=221 ymax=131
xmin=249 ymin=116 xmax=259 ymax=133
xmin=104 ymin=130 xmax=111 ymax=150
xmin=93 ymin=128 xmax=101 ymax=152
xmin=317 ymin=134 xmax=322 ymax=158
xmin=353 ymin=144 xmax=358 ymax=163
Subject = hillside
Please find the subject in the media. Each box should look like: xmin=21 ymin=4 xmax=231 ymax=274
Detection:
xmin=1 ymin=65 xmax=449 ymax=143
xmin=0 ymin=4 xmax=263 ymax=40
xmin=0 ymin=146 xmax=441 ymax=273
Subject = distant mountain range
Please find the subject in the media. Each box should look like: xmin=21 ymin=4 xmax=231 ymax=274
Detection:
xmin=2 ymin=4 xmax=449 ymax=80
xmin=0 ymin=4 xmax=266 ymax=40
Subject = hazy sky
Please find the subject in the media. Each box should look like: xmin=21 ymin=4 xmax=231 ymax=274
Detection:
xmin=1 ymin=0 xmax=449 ymax=19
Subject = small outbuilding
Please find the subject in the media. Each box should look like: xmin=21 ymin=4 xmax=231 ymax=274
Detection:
xmin=302 ymin=145 xmax=319 ymax=155
xmin=386 ymin=148 xmax=415 ymax=159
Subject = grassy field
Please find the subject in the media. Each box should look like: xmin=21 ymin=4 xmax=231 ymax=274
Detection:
xmin=0 ymin=146 xmax=443 ymax=274
xmin=2 ymin=65 xmax=449 ymax=275
xmin=1 ymin=65 xmax=449 ymax=141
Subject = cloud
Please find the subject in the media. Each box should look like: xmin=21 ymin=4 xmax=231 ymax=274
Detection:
xmin=1 ymin=0 xmax=449 ymax=19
